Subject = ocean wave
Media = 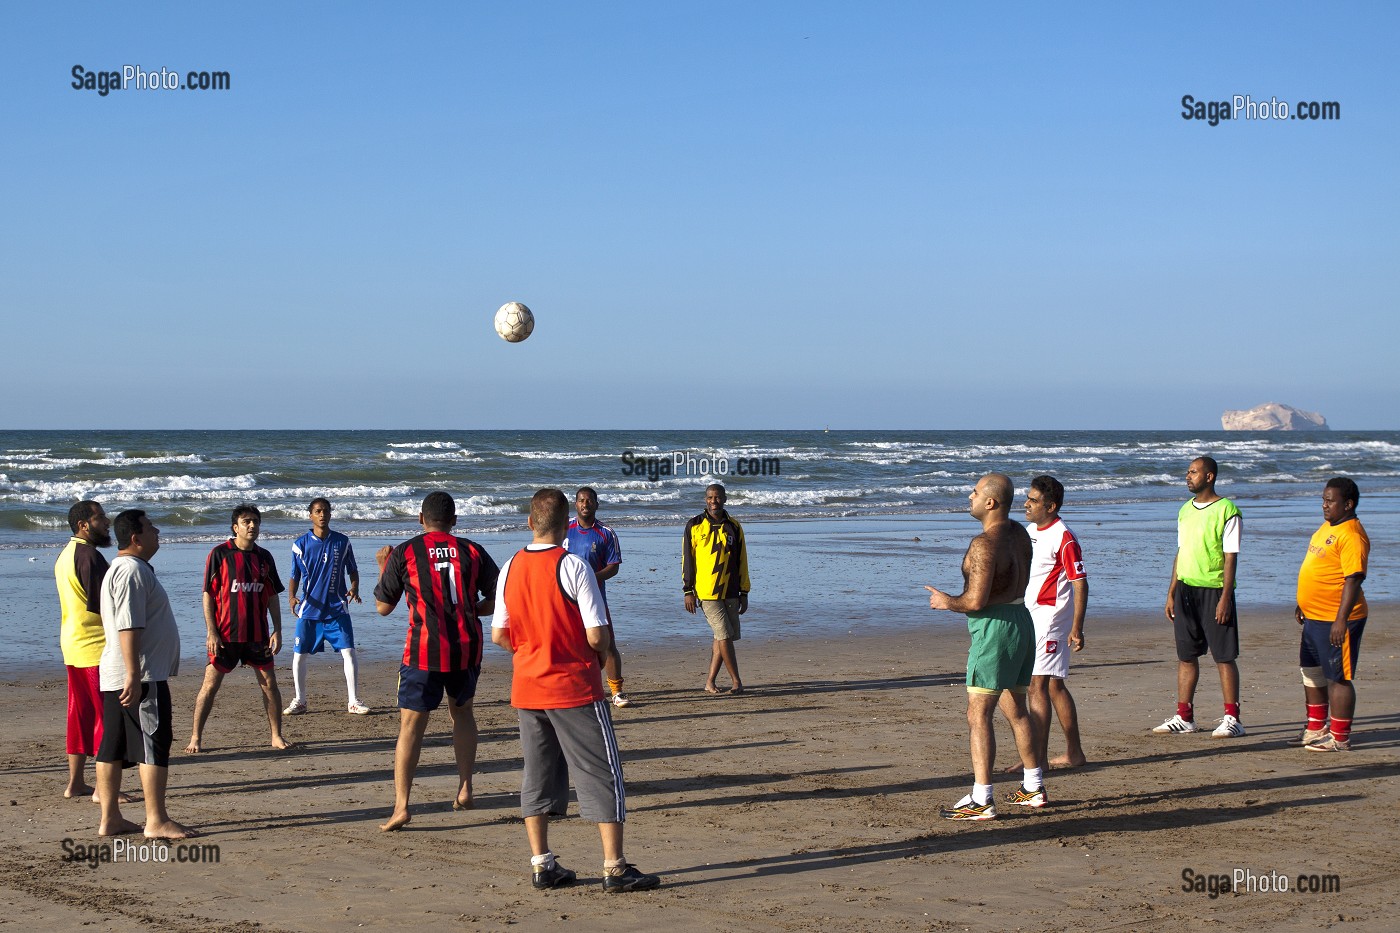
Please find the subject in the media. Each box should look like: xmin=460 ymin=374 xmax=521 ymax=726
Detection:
xmin=386 ymin=441 xmax=463 ymax=450
xmin=384 ymin=450 xmax=482 ymax=461
xmin=1 ymin=473 xmax=260 ymax=503
xmin=0 ymin=453 xmax=203 ymax=471
xmin=502 ymin=450 xmax=610 ymax=461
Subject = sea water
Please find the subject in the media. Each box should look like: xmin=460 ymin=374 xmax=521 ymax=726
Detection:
xmin=2 ymin=430 xmax=1395 ymax=672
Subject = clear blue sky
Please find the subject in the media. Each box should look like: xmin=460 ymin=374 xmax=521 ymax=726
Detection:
xmin=3 ymin=2 xmax=1395 ymax=429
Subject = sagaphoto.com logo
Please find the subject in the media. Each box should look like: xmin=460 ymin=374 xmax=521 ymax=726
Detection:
xmin=72 ymin=64 xmax=231 ymax=97
xmin=1180 ymin=93 xmax=1339 ymax=126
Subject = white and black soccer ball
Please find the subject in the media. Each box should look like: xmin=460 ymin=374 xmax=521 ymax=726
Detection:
xmin=494 ymin=302 xmax=535 ymax=343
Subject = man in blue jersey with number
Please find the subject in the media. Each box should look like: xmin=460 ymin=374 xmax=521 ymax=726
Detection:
xmin=565 ymin=487 xmax=631 ymax=707
xmin=284 ymin=498 xmax=367 ymax=715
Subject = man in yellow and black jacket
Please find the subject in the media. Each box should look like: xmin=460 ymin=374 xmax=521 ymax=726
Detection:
xmin=682 ymin=484 xmax=750 ymax=694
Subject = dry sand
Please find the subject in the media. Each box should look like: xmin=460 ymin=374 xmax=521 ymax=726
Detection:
xmin=2 ymin=606 xmax=1397 ymax=932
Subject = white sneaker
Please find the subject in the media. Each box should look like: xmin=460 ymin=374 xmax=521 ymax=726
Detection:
xmin=1211 ymin=715 xmax=1246 ymax=738
xmin=347 ymin=702 xmax=370 ymax=715
xmin=1152 ymin=714 xmax=1198 ymax=734
xmin=611 ymin=692 xmax=632 ymax=708
xmin=283 ymin=698 xmax=308 ymax=715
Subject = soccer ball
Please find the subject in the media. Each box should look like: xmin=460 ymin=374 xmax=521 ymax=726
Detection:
xmin=494 ymin=302 xmax=535 ymax=343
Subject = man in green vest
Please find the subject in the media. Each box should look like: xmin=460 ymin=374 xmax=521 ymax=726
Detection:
xmin=1156 ymin=456 xmax=1244 ymax=738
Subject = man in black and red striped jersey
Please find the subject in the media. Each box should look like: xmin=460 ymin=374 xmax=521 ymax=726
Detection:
xmin=373 ymin=491 xmax=499 ymax=832
xmin=186 ymin=504 xmax=292 ymax=753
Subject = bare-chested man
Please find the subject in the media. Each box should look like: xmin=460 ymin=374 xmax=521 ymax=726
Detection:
xmin=925 ymin=473 xmax=1044 ymax=820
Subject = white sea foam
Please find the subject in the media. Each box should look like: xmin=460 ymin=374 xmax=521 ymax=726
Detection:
xmin=502 ymin=450 xmax=606 ymax=461
xmin=1 ymin=473 xmax=260 ymax=503
xmin=0 ymin=453 xmax=203 ymax=471
xmin=386 ymin=441 xmax=463 ymax=450
xmin=384 ymin=450 xmax=482 ymax=462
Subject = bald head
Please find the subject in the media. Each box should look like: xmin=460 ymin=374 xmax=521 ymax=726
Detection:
xmin=972 ymin=473 xmax=1014 ymax=517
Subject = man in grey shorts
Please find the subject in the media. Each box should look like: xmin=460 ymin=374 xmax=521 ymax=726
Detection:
xmin=492 ymin=489 xmax=660 ymax=894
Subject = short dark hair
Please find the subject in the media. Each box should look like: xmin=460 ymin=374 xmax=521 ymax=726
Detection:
xmin=531 ymin=488 xmax=569 ymax=536
xmin=575 ymin=486 xmax=597 ymax=501
xmin=309 ymin=497 xmax=331 ymax=513
xmin=67 ymin=500 xmax=101 ymax=534
xmin=421 ymin=491 xmax=455 ymax=525
xmin=1194 ymin=456 xmax=1219 ymax=477
xmin=1030 ymin=475 xmax=1065 ymax=510
xmin=1325 ymin=476 xmax=1360 ymax=507
xmin=231 ymin=503 xmax=261 ymax=528
xmin=113 ymin=509 xmax=147 ymax=549
xmin=706 ymin=483 xmax=727 ymax=498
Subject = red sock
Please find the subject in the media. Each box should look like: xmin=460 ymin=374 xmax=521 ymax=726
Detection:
xmin=1224 ymin=703 xmax=1240 ymax=719
xmin=1330 ymin=718 xmax=1352 ymax=743
xmin=1177 ymin=703 xmax=1194 ymax=721
xmin=1306 ymin=704 xmax=1328 ymax=731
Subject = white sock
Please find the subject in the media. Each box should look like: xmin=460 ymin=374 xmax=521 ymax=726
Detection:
xmin=1023 ymin=767 xmax=1043 ymax=791
xmin=341 ymin=648 xmax=360 ymax=705
xmin=291 ymin=652 xmax=308 ymax=702
xmin=604 ymin=857 xmax=626 ymax=873
xmin=530 ymin=851 xmax=556 ymax=869
xmin=972 ymin=783 xmax=993 ymax=806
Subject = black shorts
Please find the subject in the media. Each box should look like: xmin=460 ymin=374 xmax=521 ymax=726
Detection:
xmin=96 ymin=681 xmax=173 ymax=769
xmin=211 ymin=641 xmax=274 ymax=673
xmin=1173 ymin=585 xmax=1239 ymax=663
xmin=397 ymin=665 xmax=479 ymax=712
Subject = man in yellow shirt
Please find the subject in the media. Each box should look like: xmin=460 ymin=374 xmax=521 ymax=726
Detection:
xmin=1294 ymin=477 xmax=1370 ymax=752
xmin=54 ymin=500 xmax=112 ymax=800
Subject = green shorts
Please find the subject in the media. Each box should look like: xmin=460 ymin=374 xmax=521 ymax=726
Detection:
xmin=966 ymin=603 xmax=1034 ymax=695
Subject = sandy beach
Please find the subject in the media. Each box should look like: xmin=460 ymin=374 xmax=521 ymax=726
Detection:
xmin=2 ymin=606 xmax=1396 ymax=933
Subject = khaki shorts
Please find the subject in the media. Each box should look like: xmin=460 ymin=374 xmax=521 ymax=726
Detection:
xmin=700 ymin=599 xmax=741 ymax=641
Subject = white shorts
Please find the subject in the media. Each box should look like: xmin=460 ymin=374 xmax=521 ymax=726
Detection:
xmin=1030 ymin=610 xmax=1072 ymax=679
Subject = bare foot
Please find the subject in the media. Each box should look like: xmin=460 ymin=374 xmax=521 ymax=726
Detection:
xmin=64 ymin=782 xmax=95 ymax=799
xmin=145 ymin=819 xmax=197 ymax=840
xmin=729 ymin=685 xmax=745 ymax=695
xmin=1049 ymin=753 xmax=1088 ymax=769
xmin=98 ymin=817 xmax=143 ymax=836
xmin=184 ymin=737 xmax=203 ymax=753
xmin=703 ymin=683 xmax=721 ymax=694
xmin=452 ymin=784 xmax=474 ymax=811
xmin=379 ymin=809 xmax=411 ymax=832
xmin=92 ymin=790 xmax=136 ymax=804
xmin=270 ymin=736 xmax=294 ymax=750
xmin=1002 ymin=761 xmax=1025 ymax=774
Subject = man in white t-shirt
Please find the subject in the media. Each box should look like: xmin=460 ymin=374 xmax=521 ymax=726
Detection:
xmin=1022 ymin=475 xmax=1088 ymax=769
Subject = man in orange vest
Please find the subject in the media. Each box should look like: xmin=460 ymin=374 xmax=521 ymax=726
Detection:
xmin=491 ymin=488 xmax=660 ymax=894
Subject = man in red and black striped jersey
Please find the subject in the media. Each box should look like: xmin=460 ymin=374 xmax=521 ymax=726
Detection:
xmin=374 ymin=491 xmax=499 ymax=832
xmin=186 ymin=504 xmax=292 ymax=753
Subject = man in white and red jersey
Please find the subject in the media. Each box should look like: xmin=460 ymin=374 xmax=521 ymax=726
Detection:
xmin=1022 ymin=475 xmax=1089 ymax=770
xmin=492 ymin=489 xmax=659 ymax=893
xmin=374 ymin=491 xmax=499 ymax=832
xmin=186 ymin=504 xmax=291 ymax=753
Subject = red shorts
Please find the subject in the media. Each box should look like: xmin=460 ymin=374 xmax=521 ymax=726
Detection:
xmin=66 ymin=665 xmax=104 ymax=756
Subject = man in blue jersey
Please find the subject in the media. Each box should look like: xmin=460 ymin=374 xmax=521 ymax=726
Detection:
xmin=284 ymin=499 xmax=366 ymax=715
xmin=565 ymin=487 xmax=630 ymax=707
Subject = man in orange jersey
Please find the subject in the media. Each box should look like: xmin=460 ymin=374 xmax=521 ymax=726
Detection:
xmin=492 ymin=489 xmax=660 ymax=894
xmin=1294 ymin=477 xmax=1370 ymax=752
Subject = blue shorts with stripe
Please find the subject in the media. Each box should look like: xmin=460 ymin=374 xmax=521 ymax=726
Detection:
xmin=1300 ymin=616 xmax=1366 ymax=683
xmin=293 ymin=614 xmax=355 ymax=654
